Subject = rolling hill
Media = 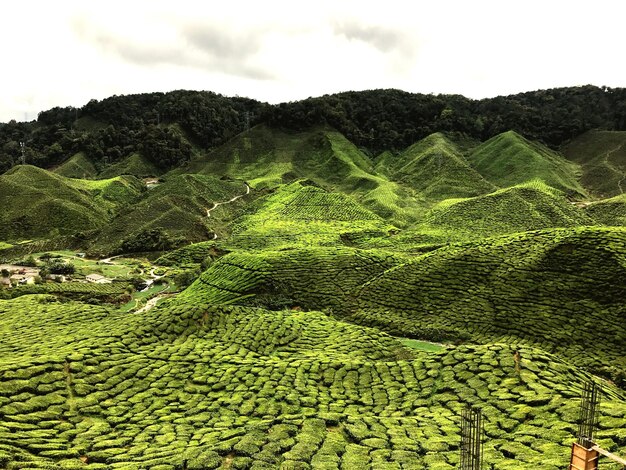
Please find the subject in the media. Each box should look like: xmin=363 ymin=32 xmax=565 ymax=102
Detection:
xmin=561 ymin=130 xmax=626 ymax=198
xmin=376 ymin=133 xmax=496 ymax=201
xmin=2 ymin=112 xmax=626 ymax=470
xmin=88 ymin=174 xmax=250 ymax=255
xmin=0 ymin=165 xmax=143 ymax=240
xmin=417 ymin=180 xmax=592 ymax=240
xmin=468 ymin=131 xmax=587 ymax=197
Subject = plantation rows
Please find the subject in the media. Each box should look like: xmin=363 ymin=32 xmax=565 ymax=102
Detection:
xmin=223 ymin=182 xmax=394 ymax=251
xmin=179 ymin=247 xmax=401 ymax=310
xmin=1 ymin=284 xmax=129 ymax=303
xmin=156 ymin=242 xmax=222 ymax=267
xmin=420 ymin=183 xmax=591 ymax=240
xmin=0 ymin=296 xmax=625 ymax=469
xmin=352 ymin=227 xmax=626 ymax=378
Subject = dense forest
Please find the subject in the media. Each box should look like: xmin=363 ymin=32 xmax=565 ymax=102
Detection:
xmin=1 ymin=85 xmax=626 ymax=173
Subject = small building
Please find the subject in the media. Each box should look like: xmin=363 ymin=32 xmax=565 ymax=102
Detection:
xmin=10 ymin=274 xmax=35 ymax=286
xmin=86 ymin=273 xmax=112 ymax=284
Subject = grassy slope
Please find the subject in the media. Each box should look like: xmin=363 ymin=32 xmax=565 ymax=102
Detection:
xmin=98 ymin=153 xmax=162 ymax=179
xmin=0 ymin=165 xmax=143 ymax=241
xmin=468 ymin=131 xmax=586 ymax=197
xmin=0 ymin=294 xmax=624 ymax=469
xmin=562 ymin=129 xmax=626 ymax=198
xmin=416 ymin=180 xmax=592 ymax=241
xmin=376 ymin=132 xmax=496 ymax=201
xmin=53 ymin=152 xmax=98 ymax=179
xmin=89 ymin=174 xmax=249 ymax=254
xmin=350 ymin=226 xmax=626 ymax=377
xmin=183 ymin=125 xmax=423 ymax=227
xmin=586 ymin=193 xmax=626 ymax=226
xmin=223 ymin=181 xmax=395 ymax=251
xmin=1 ymin=127 xmax=626 ymax=469
xmin=177 ymin=246 xmax=403 ymax=308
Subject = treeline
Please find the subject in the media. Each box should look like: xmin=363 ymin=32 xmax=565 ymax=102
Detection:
xmin=267 ymin=86 xmax=626 ymax=152
xmin=1 ymin=86 xmax=625 ymax=173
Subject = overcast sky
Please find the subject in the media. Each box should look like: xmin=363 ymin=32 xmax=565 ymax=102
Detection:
xmin=1 ymin=0 xmax=625 ymax=122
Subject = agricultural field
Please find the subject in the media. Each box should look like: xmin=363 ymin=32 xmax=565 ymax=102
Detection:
xmin=1 ymin=120 xmax=626 ymax=469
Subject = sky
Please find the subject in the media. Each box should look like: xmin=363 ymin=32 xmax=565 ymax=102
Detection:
xmin=1 ymin=0 xmax=625 ymax=122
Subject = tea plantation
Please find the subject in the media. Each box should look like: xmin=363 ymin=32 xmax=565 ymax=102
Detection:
xmin=1 ymin=124 xmax=626 ymax=469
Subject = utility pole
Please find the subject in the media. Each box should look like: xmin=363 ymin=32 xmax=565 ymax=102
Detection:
xmin=244 ymin=111 xmax=251 ymax=132
xmin=19 ymin=142 xmax=26 ymax=165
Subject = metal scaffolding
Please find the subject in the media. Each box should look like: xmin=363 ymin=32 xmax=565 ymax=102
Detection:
xmin=460 ymin=406 xmax=483 ymax=470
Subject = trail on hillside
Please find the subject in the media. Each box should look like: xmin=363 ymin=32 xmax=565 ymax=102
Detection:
xmin=206 ymin=183 xmax=250 ymax=218
xmin=205 ymin=183 xmax=250 ymax=239
xmin=603 ymin=143 xmax=626 ymax=194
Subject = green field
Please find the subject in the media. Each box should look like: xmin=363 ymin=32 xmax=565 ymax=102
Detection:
xmin=1 ymin=121 xmax=626 ymax=469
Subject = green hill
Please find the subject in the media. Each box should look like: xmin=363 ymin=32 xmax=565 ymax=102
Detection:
xmin=89 ymin=174 xmax=250 ymax=254
xmin=184 ymin=125 xmax=423 ymax=227
xmin=417 ymin=180 xmax=592 ymax=240
xmin=0 ymin=165 xmax=143 ymax=241
xmin=585 ymin=193 xmax=626 ymax=226
xmin=223 ymin=181 xmax=395 ymax=251
xmin=376 ymin=133 xmax=496 ymax=201
xmin=561 ymin=130 xmax=626 ymax=198
xmin=468 ymin=131 xmax=586 ymax=197
xmin=178 ymin=246 xmax=403 ymax=308
xmin=53 ymin=152 xmax=98 ymax=179
xmin=98 ymin=152 xmax=162 ymax=179
xmin=350 ymin=226 xmax=626 ymax=380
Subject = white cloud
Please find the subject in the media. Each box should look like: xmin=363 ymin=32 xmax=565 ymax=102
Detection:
xmin=0 ymin=0 xmax=624 ymax=122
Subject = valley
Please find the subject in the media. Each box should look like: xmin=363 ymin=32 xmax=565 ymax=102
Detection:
xmin=0 ymin=88 xmax=625 ymax=469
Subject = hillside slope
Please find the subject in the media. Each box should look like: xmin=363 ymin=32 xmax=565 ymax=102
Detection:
xmin=376 ymin=133 xmax=496 ymax=201
xmin=350 ymin=226 xmax=626 ymax=380
xmin=181 ymin=125 xmax=424 ymax=227
xmin=418 ymin=181 xmax=592 ymax=240
xmin=468 ymin=131 xmax=586 ymax=197
xmin=586 ymin=193 xmax=626 ymax=226
xmin=0 ymin=294 xmax=624 ymax=469
xmin=223 ymin=181 xmax=395 ymax=251
xmin=0 ymin=165 xmax=143 ymax=240
xmin=89 ymin=174 xmax=250 ymax=254
xmin=561 ymin=130 xmax=626 ymax=197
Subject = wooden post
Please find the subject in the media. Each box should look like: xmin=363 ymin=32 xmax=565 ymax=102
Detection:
xmin=592 ymin=444 xmax=626 ymax=467
xmin=569 ymin=442 xmax=599 ymax=470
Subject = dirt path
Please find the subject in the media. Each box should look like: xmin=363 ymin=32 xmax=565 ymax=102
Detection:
xmin=135 ymin=295 xmax=164 ymax=314
xmin=603 ymin=143 xmax=626 ymax=194
xmin=206 ymin=183 xmax=250 ymax=218
xmin=99 ymin=255 xmax=124 ymax=265
xmin=205 ymin=183 xmax=250 ymax=240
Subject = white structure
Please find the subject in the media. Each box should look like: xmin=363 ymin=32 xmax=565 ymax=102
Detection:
xmin=86 ymin=274 xmax=112 ymax=284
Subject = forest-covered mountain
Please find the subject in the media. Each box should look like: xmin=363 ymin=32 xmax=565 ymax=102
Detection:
xmin=1 ymin=85 xmax=626 ymax=173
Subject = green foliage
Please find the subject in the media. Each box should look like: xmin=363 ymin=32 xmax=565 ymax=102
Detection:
xmin=120 ymin=228 xmax=174 ymax=253
xmin=89 ymin=174 xmax=247 ymax=255
xmin=467 ymin=131 xmax=587 ymax=197
xmin=586 ymin=194 xmax=626 ymax=226
xmin=562 ymin=130 xmax=626 ymax=198
xmin=0 ymin=165 xmax=143 ymax=241
xmin=53 ymin=152 xmax=97 ymax=179
xmin=417 ymin=181 xmax=592 ymax=240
